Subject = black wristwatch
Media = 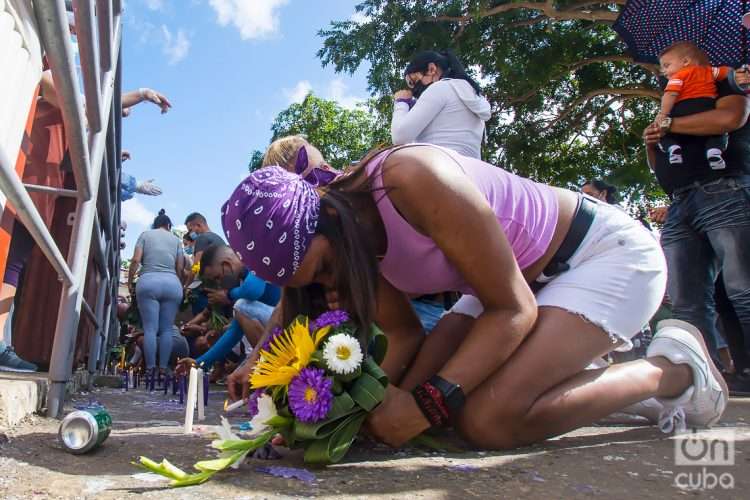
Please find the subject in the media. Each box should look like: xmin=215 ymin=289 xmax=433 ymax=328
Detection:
xmin=429 ymin=375 xmax=466 ymax=413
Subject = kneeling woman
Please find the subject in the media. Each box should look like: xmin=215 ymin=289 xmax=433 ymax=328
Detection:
xmin=221 ymin=144 xmax=727 ymax=449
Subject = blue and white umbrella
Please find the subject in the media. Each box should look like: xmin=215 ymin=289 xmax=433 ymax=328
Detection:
xmin=613 ymin=0 xmax=750 ymax=68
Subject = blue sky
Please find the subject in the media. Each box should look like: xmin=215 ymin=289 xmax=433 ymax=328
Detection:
xmin=120 ymin=0 xmax=370 ymax=250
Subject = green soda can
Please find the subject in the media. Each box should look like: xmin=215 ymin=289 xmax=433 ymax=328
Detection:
xmin=58 ymin=407 xmax=112 ymax=454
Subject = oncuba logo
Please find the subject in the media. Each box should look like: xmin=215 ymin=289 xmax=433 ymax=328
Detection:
xmin=674 ymin=430 xmax=735 ymax=491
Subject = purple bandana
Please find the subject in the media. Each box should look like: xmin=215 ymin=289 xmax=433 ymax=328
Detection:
xmin=221 ymin=166 xmax=320 ymax=285
xmin=294 ymin=146 xmax=340 ymax=188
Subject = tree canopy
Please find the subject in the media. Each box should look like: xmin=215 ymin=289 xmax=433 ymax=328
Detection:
xmin=317 ymin=0 xmax=663 ymax=203
xmin=249 ymin=93 xmax=390 ymax=171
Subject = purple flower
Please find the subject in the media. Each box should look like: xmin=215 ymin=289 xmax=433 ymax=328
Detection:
xmin=287 ymin=367 xmax=333 ymax=423
xmin=247 ymin=388 xmax=265 ymax=418
xmin=312 ymin=310 xmax=350 ymax=332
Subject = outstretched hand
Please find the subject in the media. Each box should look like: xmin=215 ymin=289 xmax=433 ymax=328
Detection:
xmin=140 ymin=88 xmax=172 ymax=114
xmin=135 ymin=179 xmax=163 ymax=196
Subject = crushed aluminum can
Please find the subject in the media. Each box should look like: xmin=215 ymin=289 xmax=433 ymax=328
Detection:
xmin=59 ymin=407 xmax=112 ymax=454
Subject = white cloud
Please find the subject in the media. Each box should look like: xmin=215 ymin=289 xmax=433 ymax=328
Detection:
xmin=350 ymin=11 xmax=371 ymax=24
xmin=326 ymin=79 xmax=363 ymax=109
xmin=122 ymin=199 xmax=155 ymax=231
xmin=144 ymin=0 xmax=165 ymax=10
xmin=161 ymin=25 xmax=190 ymax=64
xmin=281 ymin=79 xmax=364 ymax=109
xmin=208 ymin=0 xmax=289 ymax=40
xmin=283 ymin=80 xmax=312 ymax=104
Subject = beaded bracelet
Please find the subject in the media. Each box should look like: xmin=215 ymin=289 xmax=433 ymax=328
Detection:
xmin=413 ymin=381 xmax=450 ymax=427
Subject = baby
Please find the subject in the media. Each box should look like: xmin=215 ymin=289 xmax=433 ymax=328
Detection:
xmin=655 ymin=41 xmax=732 ymax=169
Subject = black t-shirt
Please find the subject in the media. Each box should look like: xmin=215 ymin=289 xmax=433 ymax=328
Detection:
xmin=653 ymin=80 xmax=750 ymax=194
xmin=193 ymin=231 xmax=225 ymax=255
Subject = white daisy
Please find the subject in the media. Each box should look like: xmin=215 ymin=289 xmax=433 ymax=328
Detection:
xmin=323 ymin=334 xmax=363 ymax=375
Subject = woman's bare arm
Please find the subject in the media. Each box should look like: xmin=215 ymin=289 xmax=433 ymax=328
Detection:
xmin=382 ymin=146 xmax=537 ymax=394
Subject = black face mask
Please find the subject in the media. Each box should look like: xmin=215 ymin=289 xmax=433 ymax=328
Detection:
xmin=412 ymin=80 xmax=433 ymax=98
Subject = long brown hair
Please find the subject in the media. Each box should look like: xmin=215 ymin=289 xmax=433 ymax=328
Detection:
xmin=280 ymin=146 xmax=393 ymax=340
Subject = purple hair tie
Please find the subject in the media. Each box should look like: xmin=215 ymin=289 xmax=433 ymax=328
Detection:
xmin=294 ymin=146 xmax=340 ymax=188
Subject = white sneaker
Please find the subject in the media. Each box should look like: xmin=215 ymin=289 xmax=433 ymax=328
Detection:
xmin=621 ymin=398 xmax=663 ymax=424
xmin=647 ymin=319 xmax=728 ymax=431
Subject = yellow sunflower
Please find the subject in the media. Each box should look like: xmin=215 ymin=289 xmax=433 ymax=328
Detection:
xmin=250 ymin=318 xmax=331 ymax=389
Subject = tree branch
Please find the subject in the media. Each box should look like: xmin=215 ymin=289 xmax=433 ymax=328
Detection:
xmin=547 ymin=87 xmax=659 ymax=129
xmin=504 ymin=55 xmax=643 ymax=106
xmin=561 ymin=1 xmax=627 ymax=12
xmin=424 ymin=0 xmax=621 ymax=25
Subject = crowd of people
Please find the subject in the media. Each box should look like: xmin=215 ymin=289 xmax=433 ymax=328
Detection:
xmin=6 ymin=34 xmax=749 ymax=455
xmin=115 ymin=44 xmax=750 ymax=453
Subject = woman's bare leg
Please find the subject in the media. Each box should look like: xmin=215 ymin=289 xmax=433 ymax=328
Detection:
xmin=400 ymin=313 xmax=474 ymax=391
xmin=457 ymin=306 xmax=692 ymax=449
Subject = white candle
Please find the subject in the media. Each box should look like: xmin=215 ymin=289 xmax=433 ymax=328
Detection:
xmin=224 ymin=398 xmax=246 ymax=412
xmin=184 ymin=367 xmax=197 ymax=433
xmin=196 ymin=368 xmax=205 ymax=421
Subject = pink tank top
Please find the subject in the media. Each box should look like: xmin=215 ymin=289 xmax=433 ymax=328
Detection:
xmin=367 ymin=145 xmax=558 ymax=295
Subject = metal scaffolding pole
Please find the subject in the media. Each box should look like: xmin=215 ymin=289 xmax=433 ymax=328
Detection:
xmin=33 ymin=0 xmax=93 ymax=200
xmin=87 ymin=274 xmax=109 ymax=373
xmin=45 ymin=6 xmax=122 ymax=418
xmin=71 ymin=0 xmax=103 ymax=133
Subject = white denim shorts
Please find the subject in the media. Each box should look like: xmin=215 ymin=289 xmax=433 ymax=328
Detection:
xmin=449 ymin=201 xmax=667 ymax=352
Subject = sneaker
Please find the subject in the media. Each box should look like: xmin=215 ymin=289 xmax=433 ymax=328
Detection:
xmin=647 ymin=319 xmax=728 ymax=431
xmin=707 ymin=148 xmax=726 ymax=170
xmin=0 ymin=346 xmax=38 ymax=373
xmin=621 ymin=398 xmax=664 ymax=424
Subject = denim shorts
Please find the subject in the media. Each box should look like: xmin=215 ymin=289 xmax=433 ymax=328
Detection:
xmin=233 ymin=299 xmax=274 ymax=325
xmin=450 ymin=203 xmax=667 ymax=352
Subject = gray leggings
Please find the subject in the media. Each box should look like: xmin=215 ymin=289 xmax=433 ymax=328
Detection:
xmin=136 ymin=272 xmax=183 ymax=369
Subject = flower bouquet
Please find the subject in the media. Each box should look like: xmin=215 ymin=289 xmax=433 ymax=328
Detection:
xmin=135 ymin=310 xmax=389 ymax=487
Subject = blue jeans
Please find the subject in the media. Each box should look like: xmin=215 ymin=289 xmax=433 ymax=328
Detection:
xmin=136 ymin=272 xmax=183 ymax=369
xmin=661 ymin=175 xmax=750 ymax=359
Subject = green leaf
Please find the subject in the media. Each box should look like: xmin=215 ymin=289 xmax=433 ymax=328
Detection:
xmin=368 ymin=324 xmax=388 ymax=365
xmin=303 ymin=411 xmax=367 ymax=464
xmin=194 ymin=450 xmax=247 ymax=472
xmin=211 ymin=431 xmax=274 ymax=451
xmin=169 ymin=471 xmax=216 ymax=488
xmin=349 ymin=372 xmax=386 ymax=411
xmin=134 ymin=456 xmax=189 ymax=480
xmin=362 ymin=357 xmax=388 ymax=387
xmin=265 ymin=415 xmax=294 ymax=428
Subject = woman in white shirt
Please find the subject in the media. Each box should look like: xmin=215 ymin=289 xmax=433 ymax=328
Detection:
xmin=391 ymin=50 xmax=491 ymax=159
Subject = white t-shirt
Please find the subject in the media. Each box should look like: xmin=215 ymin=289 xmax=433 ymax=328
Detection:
xmin=391 ymin=79 xmax=492 ymax=159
